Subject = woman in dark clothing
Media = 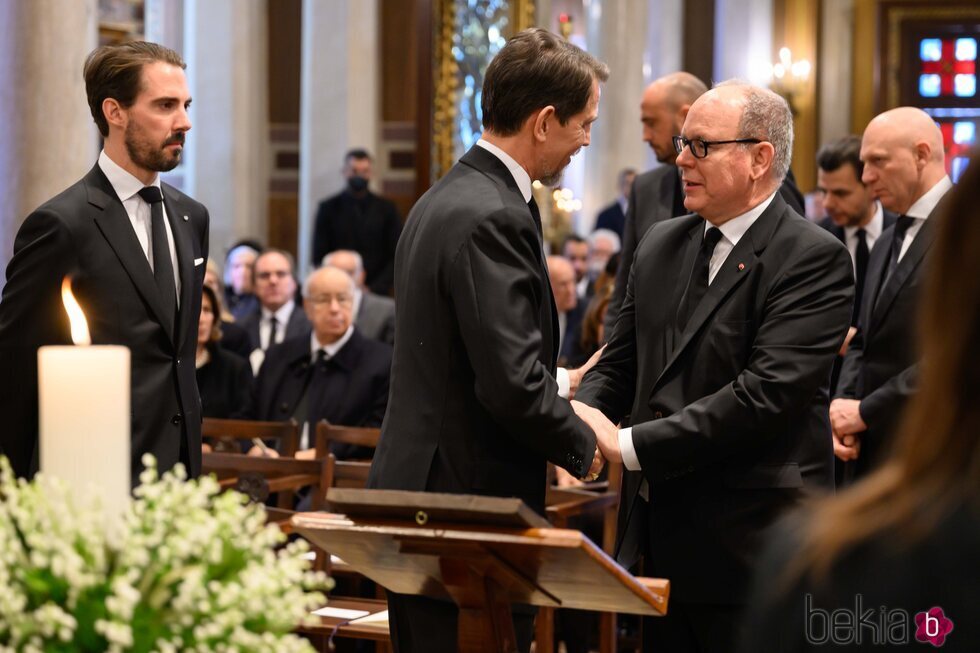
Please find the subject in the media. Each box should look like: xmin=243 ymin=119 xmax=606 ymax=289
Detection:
xmin=740 ymin=152 xmax=980 ymax=652
xmin=197 ymin=284 xmax=253 ymax=420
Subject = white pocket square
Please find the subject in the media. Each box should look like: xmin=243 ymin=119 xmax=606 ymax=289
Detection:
xmin=194 ymin=257 xmax=205 ymax=266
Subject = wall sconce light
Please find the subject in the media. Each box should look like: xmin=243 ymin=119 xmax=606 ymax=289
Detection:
xmin=765 ymin=47 xmax=811 ymax=114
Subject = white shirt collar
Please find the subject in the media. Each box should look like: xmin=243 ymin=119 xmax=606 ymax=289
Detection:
xmin=476 ymin=139 xmax=533 ymax=202
xmin=707 ymin=192 xmax=777 ymax=245
xmin=262 ymin=299 xmax=295 ymax=325
xmin=906 ymin=176 xmax=953 ymax=220
xmin=98 ymin=150 xmax=160 ymax=202
xmin=844 ymin=201 xmax=884 ymax=239
xmin=311 ymin=324 xmax=355 ymax=359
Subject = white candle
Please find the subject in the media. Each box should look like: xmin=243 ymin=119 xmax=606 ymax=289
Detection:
xmin=37 ymin=278 xmax=131 ymax=524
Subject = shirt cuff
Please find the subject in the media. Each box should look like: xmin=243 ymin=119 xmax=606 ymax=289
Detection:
xmin=619 ymin=427 xmax=641 ymax=471
xmin=556 ymin=367 xmax=570 ymax=399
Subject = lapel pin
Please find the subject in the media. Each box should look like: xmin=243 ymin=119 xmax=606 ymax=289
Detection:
xmin=182 ymin=215 xmax=189 ymax=222
xmin=738 ymin=263 xmax=745 ymax=271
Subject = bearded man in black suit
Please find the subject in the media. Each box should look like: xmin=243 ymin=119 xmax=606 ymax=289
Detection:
xmin=367 ymin=28 xmax=608 ymax=653
xmin=0 ymin=41 xmax=209 ymax=482
xmin=574 ymin=82 xmax=853 ymax=652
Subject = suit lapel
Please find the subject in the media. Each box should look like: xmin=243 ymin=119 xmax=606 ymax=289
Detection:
xmin=653 ymin=196 xmax=783 ymax=391
xmin=460 ymin=146 xmax=560 ymax=368
xmin=868 ymin=218 xmax=935 ymax=335
xmin=163 ymin=186 xmax=194 ymax=350
xmin=664 ymin=221 xmax=703 ymax=354
xmin=85 ymin=166 xmax=175 ymax=344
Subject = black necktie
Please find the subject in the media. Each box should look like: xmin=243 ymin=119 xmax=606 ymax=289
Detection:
xmin=137 ymin=186 xmax=177 ymax=330
xmin=678 ymin=227 xmax=723 ymax=329
xmin=528 ymin=196 xmax=543 ymax=238
xmin=853 ymin=228 xmax=869 ymax=325
xmin=883 ymin=215 xmax=915 ymax=288
xmin=266 ymin=316 xmax=280 ymax=350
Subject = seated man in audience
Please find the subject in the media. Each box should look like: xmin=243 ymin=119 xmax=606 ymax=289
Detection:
xmin=547 ymin=255 xmax=585 ymax=367
xmin=250 ymin=265 xmax=392 ymax=460
xmin=585 ymin=228 xmax=621 ymax=296
xmin=238 ymin=248 xmax=311 ymax=373
xmin=322 ymin=249 xmax=395 ymax=345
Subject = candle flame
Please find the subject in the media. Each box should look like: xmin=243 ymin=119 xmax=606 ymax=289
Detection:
xmin=61 ymin=277 xmax=91 ymax=346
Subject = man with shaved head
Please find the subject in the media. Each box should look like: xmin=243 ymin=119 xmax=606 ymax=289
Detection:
xmin=831 ymin=107 xmax=952 ymax=480
xmin=574 ymin=82 xmax=853 ymax=651
xmin=604 ymin=72 xmax=805 ymax=332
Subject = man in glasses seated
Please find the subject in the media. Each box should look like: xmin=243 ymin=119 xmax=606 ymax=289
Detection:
xmin=573 ymin=81 xmax=854 ymax=653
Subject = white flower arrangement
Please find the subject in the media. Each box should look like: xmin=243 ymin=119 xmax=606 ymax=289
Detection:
xmin=0 ymin=454 xmax=332 ymax=653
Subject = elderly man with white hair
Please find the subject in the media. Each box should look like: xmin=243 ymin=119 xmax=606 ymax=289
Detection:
xmin=573 ymin=81 xmax=854 ymax=652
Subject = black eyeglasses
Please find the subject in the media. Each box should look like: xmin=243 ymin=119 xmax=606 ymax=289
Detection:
xmin=672 ymin=136 xmax=763 ymax=159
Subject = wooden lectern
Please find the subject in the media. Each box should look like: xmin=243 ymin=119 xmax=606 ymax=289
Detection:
xmin=293 ymin=488 xmax=669 ymax=653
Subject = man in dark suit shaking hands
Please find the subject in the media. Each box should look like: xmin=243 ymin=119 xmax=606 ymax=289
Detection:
xmin=367 ymin=28 xmax=607 ymax=653
xmin=573 ymin=82 xmax=853 ymax=652
xmin=0 ymin=42 xmax=209 ymax=483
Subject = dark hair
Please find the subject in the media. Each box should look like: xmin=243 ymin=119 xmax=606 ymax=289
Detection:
xmin=816 ymin=135 xmax=864 ymax=180
xmin=200 ymin=284 xmax=223 ymax=344
xmin=345 ymin=149 xmax=372 ymax=164
xmin=83 ymin=41 xmax=186 ymax=138
xmin=562 ymin=234 xmax=586 ymax=251
xmin=481 ymin=28 xmax=609 ymax=136
xmin=252 ymin=248 xmax=298 ymax=285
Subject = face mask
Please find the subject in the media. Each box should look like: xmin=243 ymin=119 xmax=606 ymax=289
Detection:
xmin=348 ymin=175 xmax=369 ymax=193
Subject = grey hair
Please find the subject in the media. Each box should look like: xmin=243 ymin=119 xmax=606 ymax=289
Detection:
xmin=302 ymin=265 xmax=356 ymax=298
xmin=715 ymin=79 xmax=793 ymax=183
xmin=322 ymin=249 xmax=364 ymax=278
xmin=588 ymin=228 xmax=621 ymax=254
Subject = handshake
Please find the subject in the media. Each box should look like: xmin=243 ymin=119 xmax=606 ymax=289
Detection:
xmin=571 ymin=400 xmax=622 ymax=481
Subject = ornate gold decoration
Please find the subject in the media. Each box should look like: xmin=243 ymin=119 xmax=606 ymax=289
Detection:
xmin=431 ymin=0 xmax=537 ymax=180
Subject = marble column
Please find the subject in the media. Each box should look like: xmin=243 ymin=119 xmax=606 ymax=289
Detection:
xmin=0 ymin=0 xmax=97 ymax=288
xmin=714 ymin=0 xmax=773 ymax=84
xmin=298 ymin=0 xmax=379 ymax=276
xmin=182 ymin=0 xmax=269 ymax=263
xmin=819 ymin=0 xmax=855 ymax=145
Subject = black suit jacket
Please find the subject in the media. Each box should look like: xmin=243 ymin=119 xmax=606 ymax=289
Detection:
xmin=818 ymin=209 xmax=897 ymax=394
xmin=367 ymin=145 xmax=596 ymax=515
xmin=0 ymin=164 xmax=209 ymax=482
xmin=251 ymin=328 xmax=391 ymax=458
xmin=605 ymin=165 xmax=805 ymax=334
xmin=577 ymin=194 xmax=853 ymax=604
xmin=237 ymin=303 xmax=311 ymax=352
xmin=594 ymin=201 xmax=626 ymax=240
xmin=835 ymin=202 xmax=943 ymax=475
xmin=311 ymin=190 xmax=402 ymax=295
xmin=197 ymin=344 xmax=253 ymax=419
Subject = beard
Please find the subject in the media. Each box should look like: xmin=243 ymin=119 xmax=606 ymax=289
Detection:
xmin=125 ymin=121 xmax=184 ymax=173
xmin=539 ymin=167 xmax=564 ymax=188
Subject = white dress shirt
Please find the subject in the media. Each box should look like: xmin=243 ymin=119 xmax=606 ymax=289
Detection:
xmin=98 ymin=150 xmax=180 ymax=304
xmin=475 ymin=138 xmax=572 ymax=397
xmin=844 ymin=201 xmax=885 ymax=275
xmin=899 ymin=176 xmax=952 ymax=262
xmin=618 ymin=192 xmax=778 ymax=472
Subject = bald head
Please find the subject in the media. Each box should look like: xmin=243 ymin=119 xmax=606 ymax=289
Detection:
xmin=641 ymin=72 xmax=709 ymax=163
xmin=547 ymin=255 xmax=577 ymax=313
xmin=303 ymin=266 xmax=356 ymax=344
xmin=860 ymin=107 xmax=946 ymax=214
xmin=323 ymin=249 xmax=366 ymax=287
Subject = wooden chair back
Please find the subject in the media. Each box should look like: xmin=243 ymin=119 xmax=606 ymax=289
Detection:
xmin=314 ymin=421 xmax=381 ymax=460
xmin=202 ymin=418 xmax=301 ymax=457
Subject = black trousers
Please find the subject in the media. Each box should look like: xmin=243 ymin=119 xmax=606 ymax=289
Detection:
xmin=386 ymin=590 xmax=536 ymax=653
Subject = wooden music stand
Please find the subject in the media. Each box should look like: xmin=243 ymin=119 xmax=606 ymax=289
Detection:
xmin=292 ymin=488 xmax=668 ymax=653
